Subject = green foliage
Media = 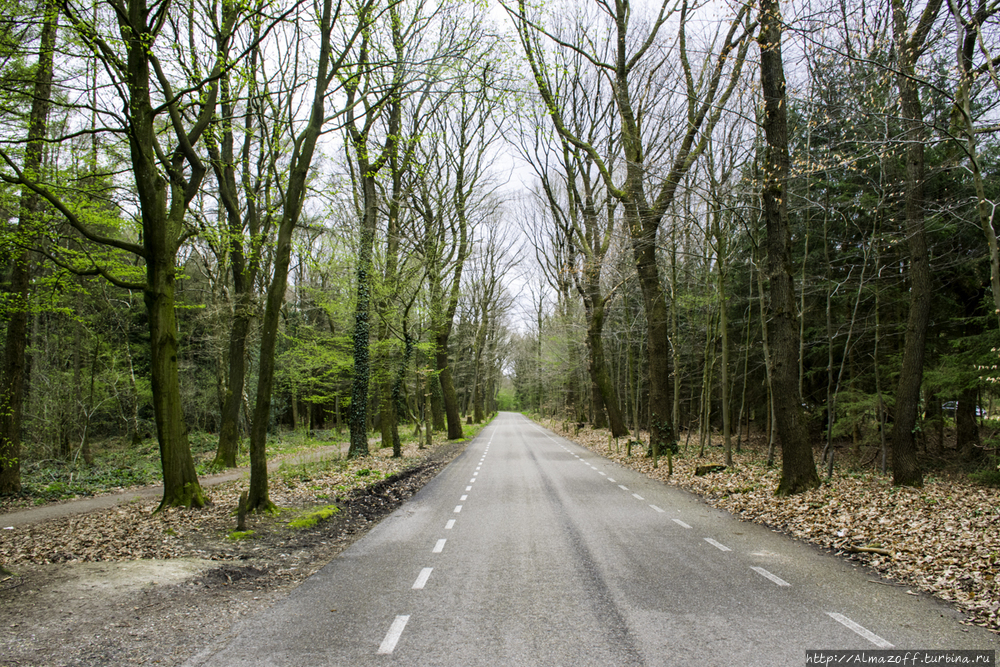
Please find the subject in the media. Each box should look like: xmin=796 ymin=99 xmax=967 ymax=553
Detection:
xmin=970 ymin=457 xmax=1000 ymax=488
xmin=287 ymin=505 xmax=339 ymax=529
xmin=226 ymin=530 xmax=255 ymax=540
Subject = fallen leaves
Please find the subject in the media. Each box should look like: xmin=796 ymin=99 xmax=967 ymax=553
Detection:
xmin=543 ymin=419 xmax=1000 ymax=634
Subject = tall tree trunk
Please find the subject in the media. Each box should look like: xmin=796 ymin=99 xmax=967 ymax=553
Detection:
xmin=759 ymin=0 xmax=820 ymax=495
xmin=436 ymin=329 xmax=463 ymax=439
xmin=248 ymin=0 xmax=338 ymax=508
xmin=889 ymin=0 xmax=942 ymax=488
xmin=585 ymin=299 xmax=627 ymax=437
xmin=146 ymin=260 xmax=205 ymax=508
xmin=0 ymin=2 xmax=57 ymax=494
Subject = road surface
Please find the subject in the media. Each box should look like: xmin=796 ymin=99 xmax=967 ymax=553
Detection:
xmin=187 ymin=412 xmax=997 ymax=666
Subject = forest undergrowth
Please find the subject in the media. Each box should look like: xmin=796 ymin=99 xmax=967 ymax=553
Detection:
xmin=538 ymin=418 xmax=1000 ymax=634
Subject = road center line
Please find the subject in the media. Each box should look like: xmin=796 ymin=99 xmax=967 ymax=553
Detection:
xmin=412 ymin=568 xmax=433 ymax=590
xmin=599 ymin=472 xmax=606 ymax=476
xmin=825 ymin=612 xmax=893 ymax=647
xmin=618 ymin=485 xmax=629 ymax=491
xmin=632 ymin=493 xmax=645 ymax=500
xmin=432 ymin=539 xmax=446 ymax=553
xmin=465 ymin=486 xmax=472 ymax=491
xmin=470 ymin=478 xmax=476 ymax=483
xmin=750 ymin=566 xmax=790 ymax=587
xmin=704 ymin=538 xmax=731 ymax=552
xmin=672 ymin=518 xmax=692 ymax=529
xmin=607 ymin=478 xmax=616 ymax=483
xmin=454 ymin=505 xmax=462 ymax=513
xmin=377 ymin=615 xmax=410 ymax=654
xmin=460 ymin=495 xmax=467 ymax=501
xmin=445 ymin=520 xmax=455 ymax=529
xmin=650 ymin=505 xmax=665 ymax=513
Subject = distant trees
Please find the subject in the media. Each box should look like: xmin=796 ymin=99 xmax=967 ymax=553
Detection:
xmin=0 ymin=0 xmax=515 ymax=503
xmin=507 ymin=0 xmax=1000 ymax=491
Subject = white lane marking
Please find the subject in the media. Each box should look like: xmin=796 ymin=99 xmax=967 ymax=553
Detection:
xmin=673 ymin=519 xmax=692 ymax=529
xmin=433 ymin=539 xmax=446 ymax=553
xmin=751 ymin=566 xmax=790 ymax=587
xmin=460 ymin=495 xmax=468 ymax=501
xmin=632 ymin=493 xmax=645 ymax=500
xmin=465 ymin=486 xmax=472 ymax=491
xmin=454 ymin=505 xmax=462 ymax=513
xmin=445 ymin=520 xmax=455 ymax=529
xmin=599 ymin=472 xmax=606 ymax=476
xmin=704 ymin=538 xmax=731 ymax=552
xmin=590 ymin=466 xmax=598 ymax=470
xmin=618 ymin=485 xmax=629 ymax=491
xmin=377 ymin=615 xmax=410 ymax=654
xmin=607 ymin=478 xmax=616 ymax=483
xmin=412 ymin=568 xmax=433 ymax=589
xmin=650 ymin=505 xmax=665 ymax=513
xmin=826 ymin=613 xmax=894 ymax=648
xmin=470 ymin=478 xmax=476 ymax=483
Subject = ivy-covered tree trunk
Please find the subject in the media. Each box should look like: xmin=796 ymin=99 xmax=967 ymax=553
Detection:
xmin=0 ymin=2 xmax=57 ymax=495
xmin=348 ymin=167 xmax=378 ymax=458
xmin=759 ymin=0 xmax=820 ymax=496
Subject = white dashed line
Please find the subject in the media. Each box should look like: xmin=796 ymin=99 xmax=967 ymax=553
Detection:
xmin=607 ymin=478 xmax=616 ymax=483
xmin=412 ymin=568 xmax=433 ymax=589
xmin=751 ymin=566 xmax=790 ymax=587
xmin=460 ymin=495 xmax=467 ymax=501
xmin=650 ymin=505 xmax=664 ymax=513
xmin=632 ymin=493 xmax=644 ymax=500
xmin=599 ymin=472 xmax=606 ymax=476
xmin=466 ymin=486 xmax=472 ymax=491
xmin=618 ymin=485 xmax=629 ymax=491
xmin=470 ymin=478 xmax=476 ymax=483
xmin=454 ymin=505 xmax=462 ymax=513
xmin=433 ymin=539 xmax=446 ymax=553
xmin=704 ymin=538 xmax=731 ymax=552
xmin=672 ymin=519 xmax=692 ymax=529
xmin=826 ymin=613 xmax=893 ymax=648
xmin=377 ymin=615 xmax=410 ymax=654
xmin=445 ymin=520 xmax=455 ymax=529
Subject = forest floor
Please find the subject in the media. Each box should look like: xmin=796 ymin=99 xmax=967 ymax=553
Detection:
xmin=0 ymin=432 xmax=472 ymax=667
xmin=539 ymin=418 xmax=1000 ymax=635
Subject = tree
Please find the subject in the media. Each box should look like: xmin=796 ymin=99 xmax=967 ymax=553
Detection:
xmin=1 ymin=0 xmax=251 ymax=507
xmin=889 ymin=0 xmax=945 ymax=488
xmin=511 ymin=0 xmax=754 ymax=455
xmin=245 ymin=0 xmax=365 ymax=510
xmin=758 ymin=0 xmax=820 ymax=495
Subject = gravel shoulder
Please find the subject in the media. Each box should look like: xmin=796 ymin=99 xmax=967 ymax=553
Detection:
xmin=0 ymin=438 xmax=468 ymax=667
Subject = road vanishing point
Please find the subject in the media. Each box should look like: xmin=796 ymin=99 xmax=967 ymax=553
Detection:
xmin=187 ymin=412 xmax=998 ymax=667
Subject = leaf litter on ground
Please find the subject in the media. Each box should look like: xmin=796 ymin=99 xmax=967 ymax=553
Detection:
xmin=538 ymin=418 xmax=1000 ymax=634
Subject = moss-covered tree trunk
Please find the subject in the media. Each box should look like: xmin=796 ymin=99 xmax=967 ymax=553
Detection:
xmin=146 ymin=261 xmax=205 ymax=508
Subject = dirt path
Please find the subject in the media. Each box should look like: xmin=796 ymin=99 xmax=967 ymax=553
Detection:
xmin=0 ymin=444 xmax=347 ymax=527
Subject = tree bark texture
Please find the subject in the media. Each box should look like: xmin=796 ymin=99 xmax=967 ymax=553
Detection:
xmin=758 ymin=0 xmax=820 ymax=495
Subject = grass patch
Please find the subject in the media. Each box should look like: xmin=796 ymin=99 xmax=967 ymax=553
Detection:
xmin=287 ymin=505 xmax=339 ymax=529
xmin=226 ymin=530 xmax=256 ymax=540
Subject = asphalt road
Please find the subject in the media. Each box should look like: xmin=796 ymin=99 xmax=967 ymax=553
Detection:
xmin=187 ymin=412 xmax=998 ymax=667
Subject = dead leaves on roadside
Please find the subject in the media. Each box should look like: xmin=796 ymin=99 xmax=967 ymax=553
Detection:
xmin=543 ymin=419 xmax=1000 ymax=634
